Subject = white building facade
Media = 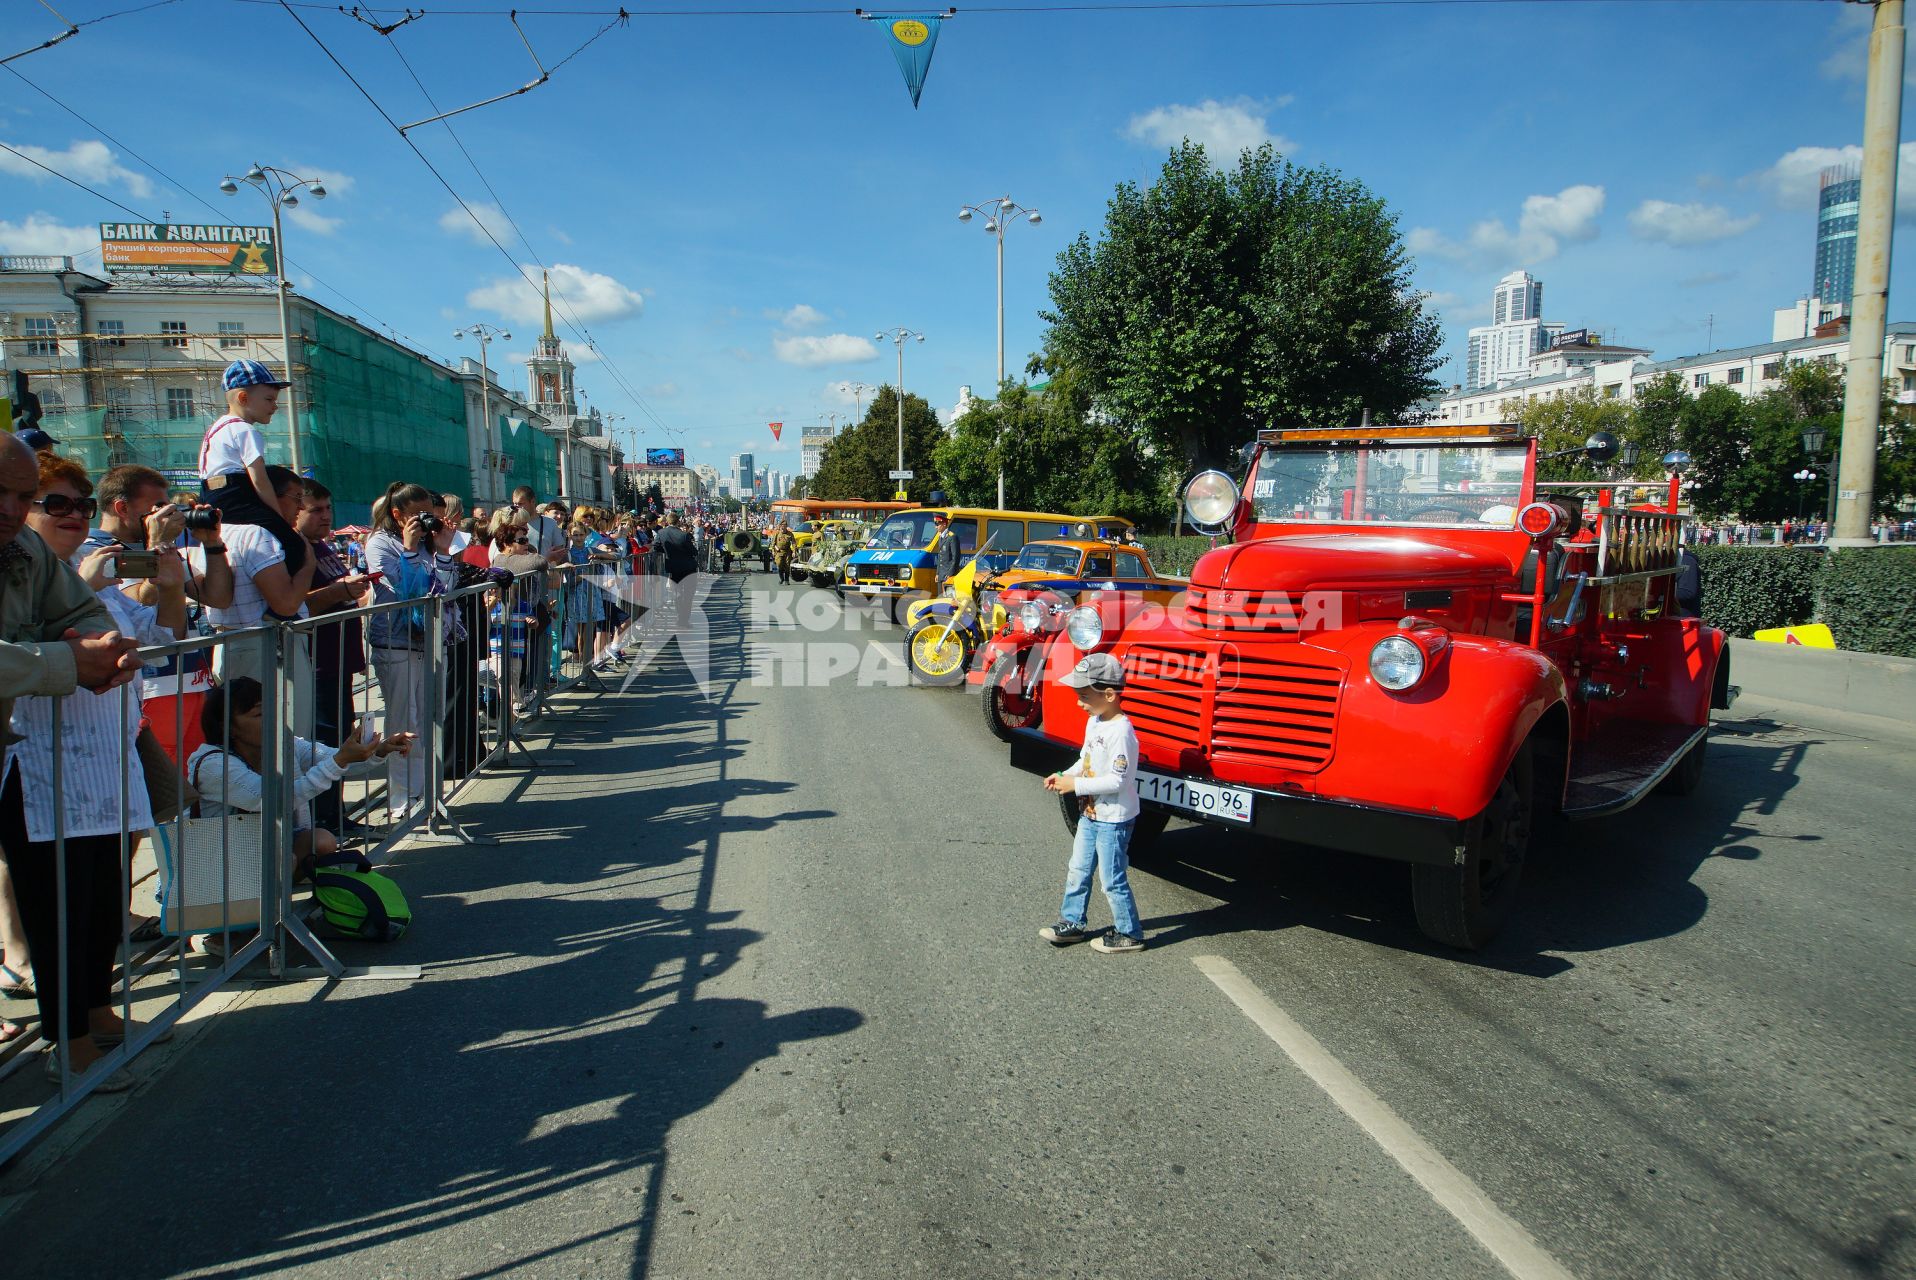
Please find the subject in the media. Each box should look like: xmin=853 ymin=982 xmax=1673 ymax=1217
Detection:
xmin=1464 ymin=271 xmax=1564 ymax=391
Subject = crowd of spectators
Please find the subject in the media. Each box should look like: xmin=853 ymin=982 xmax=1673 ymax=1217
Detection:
xmin=0 ymin=358 xmax=707 ymax=1086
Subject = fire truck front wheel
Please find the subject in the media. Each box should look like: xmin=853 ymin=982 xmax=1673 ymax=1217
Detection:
xmin=1412 ymin=741 xmax=1534 ymax=950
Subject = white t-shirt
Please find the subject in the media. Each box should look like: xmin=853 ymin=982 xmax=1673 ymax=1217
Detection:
xmin=200 ymin=414 xmax=266 ymax=480
xmin=525 ymin=512 xmax=565 ymax=559
xmin=1062 ymin=712 xmax=1142 ymax=823
xmin=203 ymin=525 xmax=305 ymax=629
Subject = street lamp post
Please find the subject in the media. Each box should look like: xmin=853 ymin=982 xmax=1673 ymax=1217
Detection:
xmin=875 ymin=328 xmax=924 ymax=500
xmin=219 ymin=164 xmax=328 ymax=477
xmin=1802 ymin=426 xmax=1839 ymax=526
xmin=454 ymin=322 xmax=511 ymax=505
xmin=1793 ymin=467 xmax=1818 ymax=521
xmin=958 ymin=194 xmax=1042 ymax=509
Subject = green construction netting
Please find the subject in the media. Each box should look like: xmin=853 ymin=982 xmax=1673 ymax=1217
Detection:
xmin=34 ymin=313 xmax=564 ymax=525
xmin=299 ymin=312 xmax=468 ymax=519
xmin=495 ymin=412 xmax=559 ymax=505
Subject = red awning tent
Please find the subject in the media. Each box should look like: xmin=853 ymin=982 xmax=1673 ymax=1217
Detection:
xmin=334 ymin=525 xmax=371 ymax=538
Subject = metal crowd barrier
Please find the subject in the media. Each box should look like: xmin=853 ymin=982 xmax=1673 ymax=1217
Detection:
xmin=0 ymin=563 xmax=632 ymax=1166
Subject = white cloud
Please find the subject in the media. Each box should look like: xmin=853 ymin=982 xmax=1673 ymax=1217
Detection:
xmin=699 ymin=439 xmax=714 ymax=449
xmin=767 ymin=303 xmax=826 ymax=329
xmin=773 ymin=333 xmax=879 ymax=367
xmin=467 ymin=262 xmax=645 ymax=326
xmin=280 ymin=165 xmax=352 ymax=236
xmin=1750 ymin=143 xmax=1916 ymax=217
xmin=1627 ymin=200 xmax=1759 ymax=246
xmin=1680 ymin=271 xmax=1735 ymax=289
xmin=823 ymin=380 xmax=873 ymax=406
xmin=440 ymin=201 xmax=514 ymax=246
xmin=0 ymin=213 xmax=97 ymax=258
xmin=1124 ymin=96 xmax=1295 ymax=160
xmin=1418 ymin=290 xmax=1491 ymax=324
xmin=646 ymin=381 xmax=680 ymax=398
xmin=0 ymin=138 xmax=151 ymax=198
xmin=1408 ymin=184 xmax=1605 ymax=268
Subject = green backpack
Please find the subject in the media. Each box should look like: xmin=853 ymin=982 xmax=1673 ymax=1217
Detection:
xmin=310 ymin=853 xmax=411 ymax=942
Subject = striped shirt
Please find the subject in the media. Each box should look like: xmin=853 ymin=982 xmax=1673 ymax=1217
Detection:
xmin=5 ymin=588 xmax=171 ymax=840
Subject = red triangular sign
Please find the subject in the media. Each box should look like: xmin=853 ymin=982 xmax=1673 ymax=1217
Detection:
xmin=1785 ymin=632 xmax=1802 ymax=645
xmin=769 ymin=422 xmax=783 ymax=442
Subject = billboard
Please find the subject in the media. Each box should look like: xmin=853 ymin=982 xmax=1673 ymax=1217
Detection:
xmin=645 ymin=447 xmax=685 ymax=467
xmin=100 ymin=222 xmax=277 ymax=275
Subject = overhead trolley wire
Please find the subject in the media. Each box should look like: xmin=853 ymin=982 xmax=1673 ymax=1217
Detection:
xmin=276 ymin=0 xmax=678 ymax=436
xmin=1 ymin=60 xmax=454 ymax=364
xmin=233 ymin=0 xmax=1830 ymax=14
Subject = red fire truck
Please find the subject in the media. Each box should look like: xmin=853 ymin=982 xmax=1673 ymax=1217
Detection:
xmin=1008 ymin=422 xmax=1735 ymax=949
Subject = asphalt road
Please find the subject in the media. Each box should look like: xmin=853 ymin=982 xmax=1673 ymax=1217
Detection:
xmin=4 ymin=572 xmax=1912 ymax=1279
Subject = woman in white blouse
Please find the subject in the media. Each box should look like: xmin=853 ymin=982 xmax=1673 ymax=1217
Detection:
xmin=5 ymin=452 xmax=185 ymax=1084
xmin=187 ymin=677 xmax=414 ymax=877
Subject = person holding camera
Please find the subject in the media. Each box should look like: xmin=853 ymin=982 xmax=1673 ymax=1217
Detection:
xmin=83 ymin=465 xmax=236 ymax=763
xmin=365 ymin=482 xmax=454 ymax=824
xmin=201 ymin=466 xmax=318 ymax=689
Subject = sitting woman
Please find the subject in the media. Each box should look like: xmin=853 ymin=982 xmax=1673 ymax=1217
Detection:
xmin=187 ymin=678 xmax=416 ymax=883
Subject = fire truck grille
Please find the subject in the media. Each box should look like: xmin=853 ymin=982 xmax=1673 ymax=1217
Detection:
xmin=1118 ymin=645 xmax=1209 ymax=752
xmin=1117 ymin=644 xmax=1343 ymax=773
xmin=1183 ymin=587 xmax=1301 ymax=634
xmin=1211 ymin=650 xmax=1342 ymax=771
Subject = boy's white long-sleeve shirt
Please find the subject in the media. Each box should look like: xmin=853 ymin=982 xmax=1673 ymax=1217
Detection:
xmin=1061 ymin=712 xmax=1141 ymax=823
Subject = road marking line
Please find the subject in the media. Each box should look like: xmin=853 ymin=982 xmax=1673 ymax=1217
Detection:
xmin=1191 ymin=955 xmax=1577 ymax=1280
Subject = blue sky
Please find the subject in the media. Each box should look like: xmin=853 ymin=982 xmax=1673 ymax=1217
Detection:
xmin=3 ymin=0 xmax=1912 ymax=482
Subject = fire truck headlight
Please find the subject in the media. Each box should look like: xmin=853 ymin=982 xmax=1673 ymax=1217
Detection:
xmin=1369 ymin=635 xmax=1426 ymax=691
xmin=1182 ymin=470 xmax=1240 ymax=530
xmin=1019 ymin=601 xmax=1046 ymax=633
xmin=1064 ymin=605 xmax=1104 ymax=650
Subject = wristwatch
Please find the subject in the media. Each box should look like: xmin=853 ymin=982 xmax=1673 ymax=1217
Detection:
xmin=203 ymin=544 xmax=227 ymax=553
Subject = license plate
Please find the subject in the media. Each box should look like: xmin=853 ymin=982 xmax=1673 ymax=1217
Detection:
xmin=1137 ymin=770 xmax=1253 ymax=823
xmin=860 ymin=584 xmax=882 ymax=594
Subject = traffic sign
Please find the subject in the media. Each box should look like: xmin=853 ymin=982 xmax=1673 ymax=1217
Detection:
xmin=889 ymin=469 xmax=914 ymax=480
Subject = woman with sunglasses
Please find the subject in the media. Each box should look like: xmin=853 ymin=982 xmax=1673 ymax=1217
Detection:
xmin=7 ymin=453 xmax=188 ymax=1087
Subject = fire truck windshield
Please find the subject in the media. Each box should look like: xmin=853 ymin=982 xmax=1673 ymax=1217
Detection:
xmin=1247 ymin=443 xmax=1529 ymax=529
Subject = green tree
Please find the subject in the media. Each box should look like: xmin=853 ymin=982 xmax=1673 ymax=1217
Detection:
xmin=1628 ymin=372 xmax=1685 ymax=463
xmin=809 ymin=386 xmax=944 ymax=504
xmin=1517 ymin=387 xmax=1634 ymax=482
xmin=931 ymin=367 xmax=1172 ymax=523
xmin=1043 ymin=141 xmax=1442 ymax=476
xmin=1675 ymin=384 xmax=1752 ymax=519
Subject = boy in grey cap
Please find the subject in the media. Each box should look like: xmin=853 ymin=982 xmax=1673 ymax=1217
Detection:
xmin=1040 ymin=652 xmax=1146 ymax=953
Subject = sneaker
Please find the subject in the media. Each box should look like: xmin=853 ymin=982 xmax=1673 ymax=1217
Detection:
xmin=44 ymin=1055 xmax=133 ymax=1092
xmin=1090 ymin=929 xmax=1146 ymax=955
xmin=1039 ymin=920 xmax=1093 ymax=946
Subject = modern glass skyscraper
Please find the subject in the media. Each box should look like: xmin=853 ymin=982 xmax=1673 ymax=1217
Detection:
xmin=1815 ymin=166 xmax=1860 ymax=306
xmin=1464 ymin=271 xmax=1560 ymax=390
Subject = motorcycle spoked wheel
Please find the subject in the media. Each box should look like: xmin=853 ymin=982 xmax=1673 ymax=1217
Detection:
xmin=982 ymin=652 xmax=1041 ymax=742
xmin=906 ymin=620 xmax=972 ymax=686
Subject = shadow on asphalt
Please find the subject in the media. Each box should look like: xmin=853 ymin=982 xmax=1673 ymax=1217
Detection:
xmin=5 ymin=576 xmax=862 ymax=1280
xmin=1132 ymin=726 xmax=1817 ymax=976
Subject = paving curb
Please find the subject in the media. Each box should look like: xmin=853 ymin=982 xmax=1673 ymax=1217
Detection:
xmin=1728 ymin=637 xmax=1916 ymax=726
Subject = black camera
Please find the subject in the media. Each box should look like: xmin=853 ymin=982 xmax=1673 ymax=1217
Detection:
xmin=181 ymin=506 xmax=222 ymax=532
xmin=416 ymin=513 xmax=444 ymax=535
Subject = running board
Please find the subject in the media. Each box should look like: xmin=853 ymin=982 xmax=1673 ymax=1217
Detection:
xmin=1561 ymin=722 xmax=1708 ymax=819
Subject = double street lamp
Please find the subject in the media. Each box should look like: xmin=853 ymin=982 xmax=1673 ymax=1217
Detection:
xmin=219 ymin=164 xmax=327 ymax=477
xmin=958 ymin=194 xmax=1041 ymax=509
xmin=1793 ymin=467 xmax=1819 ymax=521
xmin=875 ymin=328 xmax=924 ymax=500
xmin=454 ymin=322 xmax=511 ymax=504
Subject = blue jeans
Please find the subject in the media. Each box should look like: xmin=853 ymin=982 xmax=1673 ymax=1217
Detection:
xmin=1061 ymin=816 xmax=1141 ymax=939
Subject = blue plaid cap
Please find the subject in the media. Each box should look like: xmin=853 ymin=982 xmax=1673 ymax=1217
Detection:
xmin=222 ymin=359 xmax=290 ymax=391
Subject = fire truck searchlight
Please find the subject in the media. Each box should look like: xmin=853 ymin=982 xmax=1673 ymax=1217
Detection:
xmin=1183 ymin=470 xmax=1240 ymax=530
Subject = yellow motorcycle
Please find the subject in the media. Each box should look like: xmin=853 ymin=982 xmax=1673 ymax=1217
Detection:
xmin=902 ymin=537 xmax=1018 ymax=686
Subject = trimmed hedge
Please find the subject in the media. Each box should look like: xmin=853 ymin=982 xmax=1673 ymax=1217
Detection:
xmin=1695 ymin=547 xmax=1824 ymax=640
xmin=1819 ymin=545 xmax=1916 ymax=658
xmin=1140 ymin=535 xmax=1226 ymax=578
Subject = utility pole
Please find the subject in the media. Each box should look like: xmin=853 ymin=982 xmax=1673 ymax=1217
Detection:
xmin=1835 ymin=0 xmax=1906 ymax=546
